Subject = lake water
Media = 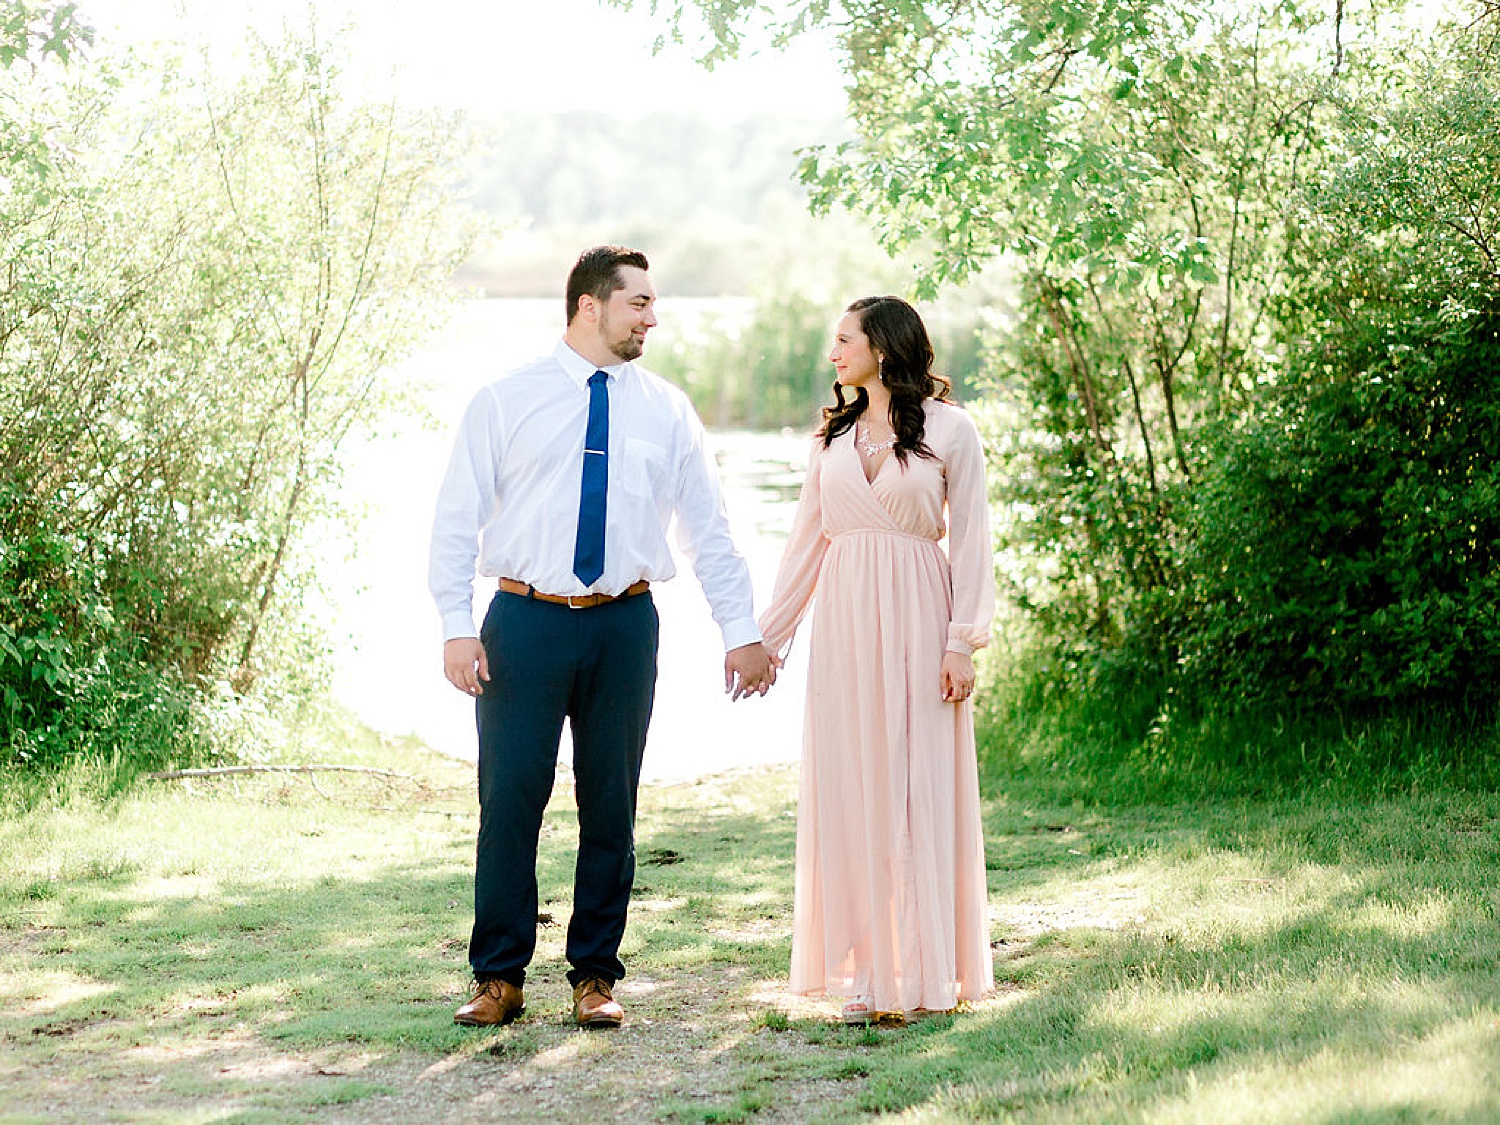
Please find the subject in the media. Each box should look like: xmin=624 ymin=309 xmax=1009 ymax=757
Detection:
xmin=328 ymin=299 xmax=812 ymax=783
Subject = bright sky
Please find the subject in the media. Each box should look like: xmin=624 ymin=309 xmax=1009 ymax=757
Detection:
xmin=77 ymin=0 xmax=847 ymax=120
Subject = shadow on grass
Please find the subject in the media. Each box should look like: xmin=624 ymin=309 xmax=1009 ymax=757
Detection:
xmin=0 ymin=788 xmax=808 ymax=1121
xmin=840 ymin=792 xmax=1500 ymax=1122
xmin=5 ymin=773 xmax=1500 ymax=1123
xmin=11 ymin=857 xmax=479 ymax=1047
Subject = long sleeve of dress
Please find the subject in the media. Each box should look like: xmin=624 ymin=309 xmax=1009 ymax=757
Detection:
xmin=757 ymin=439 xmax=830 ymax=657
xmin=943 ymin=409 xmax=995 ymax=656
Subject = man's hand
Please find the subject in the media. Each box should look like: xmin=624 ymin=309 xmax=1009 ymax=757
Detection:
xmin=444 ymin=636 xmax=489 ymax=697
xmin=725 ymin=642 xmax=780 ymax=701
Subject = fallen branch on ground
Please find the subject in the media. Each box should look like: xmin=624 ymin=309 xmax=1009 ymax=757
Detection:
xmin=144 ymin=764 xmax=419 ymax=783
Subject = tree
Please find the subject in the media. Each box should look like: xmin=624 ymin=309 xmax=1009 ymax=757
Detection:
xmin=0 ymin=23 xmax=476 ymax=768
xmin=619 ymin=0 xmax=1500 ymax=726
xmin=1172 ymin=27 xmax=1500 ymax=707
xmin=0 ymin=0 xmax=90 ymax=67
xmin=620 ymin=0 xmax=1344 ymax=635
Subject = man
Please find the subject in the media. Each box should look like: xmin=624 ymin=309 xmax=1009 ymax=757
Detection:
xmin=429 ymin=246 xmax=777 ymax=1029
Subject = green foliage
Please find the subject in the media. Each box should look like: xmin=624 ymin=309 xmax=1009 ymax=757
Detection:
xmin=639 ymin=0 xmax=1500 ymax=778
xmin=1162 ymin=30 xmax=1500 ymax=712
xmin=0 ymin=26 xmax=475 ymax=772
xmin=652 ymin=291 xmax=834 ymax=429
xmin=0 ymin=0 xmax=91 ymax=67
xmin=0 ymin=478 xmax=193 ymax=769
xmin=977 ymin=631 xmax=1500 ymax=807
xmin=1177 ymin=315 xmax=1500 ymax=708
xmin=638 ymin=200 xmax=1005 ymax=427
xmin=651 ymin=281 xmax=1001 ymax=429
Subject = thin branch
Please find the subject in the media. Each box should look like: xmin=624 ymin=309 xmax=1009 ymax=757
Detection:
xmin=1331 ymin=0 xmax=1345 ymax=78
xmin=1121 ymin=353 xmax=1159 ymax=496
xmin=1430 ymin=176 xmax=1500 ymax=277
xmin=1085 ymin=277 xmax=1158 ymax=496
xmin=1152 ymin=289 xmax=1200 ymax=485
xmin=1041 ymin=47 xmax=1078 ymax=94
xmin=145 ymin=764 xmax=419 ymax=783
xmin=1038 ymin=278 xmax=1108 ymax=453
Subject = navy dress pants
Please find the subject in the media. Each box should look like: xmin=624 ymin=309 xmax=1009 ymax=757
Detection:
xmin=470 ymin=587 xmax=659 ymax=988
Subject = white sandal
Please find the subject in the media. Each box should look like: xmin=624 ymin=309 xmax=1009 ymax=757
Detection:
xmin=841 ymin=997 xmax=876 ymax=1025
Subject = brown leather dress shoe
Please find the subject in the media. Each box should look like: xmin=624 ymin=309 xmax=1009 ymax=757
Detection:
xmin=454 ymin=979 xmax=524 ymax=1026
xmin=572 ymin=977 xmax=624 ymax=1028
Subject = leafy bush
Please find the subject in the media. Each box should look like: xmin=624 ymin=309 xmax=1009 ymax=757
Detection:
xmin=1176 ymin=314 xmax=1500 ymax=708
xmin=0 ymin=23 xmax=475 ymax=774
xmin=1158 ymin=33 xmax=1500 ymax=714
xmin=0 ymin=479 xmax=195 ymax=770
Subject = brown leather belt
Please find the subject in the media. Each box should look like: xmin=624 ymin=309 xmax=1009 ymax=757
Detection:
xmin=498 ymin=577 xmax=649 ymax=609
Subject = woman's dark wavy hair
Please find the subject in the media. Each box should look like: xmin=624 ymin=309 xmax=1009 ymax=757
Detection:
xmin=818 ymin=295 xmax=951 ymax=462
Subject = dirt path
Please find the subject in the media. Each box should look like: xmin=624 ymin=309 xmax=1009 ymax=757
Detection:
xmin=5 ymin=960 xmax=980 ymax=1124
xmin=0 ymin=762 xmax=1033 ymax=1124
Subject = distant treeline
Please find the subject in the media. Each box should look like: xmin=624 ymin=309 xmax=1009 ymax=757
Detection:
xmin=650 ymin=289 xmax=997 ymax=432
xmin=458 ymin=111 xmax=849 ymax=298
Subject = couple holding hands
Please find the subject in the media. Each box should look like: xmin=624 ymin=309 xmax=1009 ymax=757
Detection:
xmin=429 ymin=246 xmax=994 ymax=1029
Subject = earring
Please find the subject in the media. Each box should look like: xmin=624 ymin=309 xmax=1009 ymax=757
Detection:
xmin=878 ymin=356 xmax=886 ymax=383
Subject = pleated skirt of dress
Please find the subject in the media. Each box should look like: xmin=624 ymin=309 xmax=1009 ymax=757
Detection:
xmin=789 ymin=528 xmax=993 ymax=1014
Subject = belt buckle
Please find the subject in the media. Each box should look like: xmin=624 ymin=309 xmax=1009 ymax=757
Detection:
xmin=566 ymin=593 xmax=591 ymax=609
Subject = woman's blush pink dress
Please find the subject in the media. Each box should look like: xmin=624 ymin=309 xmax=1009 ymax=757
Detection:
xmin=759 ymin=399 xmax=995 ymax=1015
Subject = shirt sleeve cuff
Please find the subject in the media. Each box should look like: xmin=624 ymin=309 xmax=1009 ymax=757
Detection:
xmin=442 ymin=611 xmax=479 ymax=641
xmin=720 ymin=618 xmax=763 ymax=652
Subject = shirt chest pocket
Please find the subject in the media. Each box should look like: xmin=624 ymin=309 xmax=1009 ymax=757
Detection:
xmin=621 ymin=438 xmax=669 ymax=499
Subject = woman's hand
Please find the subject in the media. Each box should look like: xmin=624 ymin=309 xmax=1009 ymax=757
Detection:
xmin=940 ymin=651 xmax=975 ymax=704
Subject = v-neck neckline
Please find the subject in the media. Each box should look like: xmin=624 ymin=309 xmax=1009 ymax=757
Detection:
xmin=851 ymin=428 xmax=894 ymax=486
xmin=861 ymin=449 xmax=893 ymax=485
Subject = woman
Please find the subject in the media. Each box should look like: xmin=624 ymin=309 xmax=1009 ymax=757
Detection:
xmin=759 ymin=296 xmax=995 ymax=1023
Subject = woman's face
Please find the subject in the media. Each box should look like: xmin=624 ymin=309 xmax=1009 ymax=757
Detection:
xmin=829 ymin=311 xmax=881 ymax=390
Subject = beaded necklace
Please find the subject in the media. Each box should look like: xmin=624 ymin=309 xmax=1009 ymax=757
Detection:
xmin=856 ymin=421 xmax=897 ymax=456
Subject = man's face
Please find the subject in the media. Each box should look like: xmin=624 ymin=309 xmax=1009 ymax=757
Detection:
xmin=596 ymin=266 xmax=658 ymax=362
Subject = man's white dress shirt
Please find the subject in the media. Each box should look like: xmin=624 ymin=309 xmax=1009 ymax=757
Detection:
xmin=429 ymin=339 xmax=761 ymax=651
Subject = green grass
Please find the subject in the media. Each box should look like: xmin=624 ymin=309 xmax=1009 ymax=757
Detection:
xmin=2 ymin=724 xmax=1499 ymax=1122
xmin=973 ymin=636 xmax=1500 ymax=807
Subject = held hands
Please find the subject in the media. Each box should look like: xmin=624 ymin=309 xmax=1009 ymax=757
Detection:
xmin=444 ymin=637 xmax=489 ymax=697
xmin=941 ymin=650 xmax=976 ymax=704
xmin=449 ymin=636 xmax=780 ymax=702
xmin=725 ymin=642 xmax=781 ymax=701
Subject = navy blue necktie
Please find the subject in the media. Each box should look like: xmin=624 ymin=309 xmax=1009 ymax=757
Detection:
xmin=572 ymin=370 xmax=609 ymax=585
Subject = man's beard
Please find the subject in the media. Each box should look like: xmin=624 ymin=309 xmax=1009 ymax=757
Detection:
xmin=601 ymin=309 xmax=644 ymax=362
xmin=609 ymin=335 xmax=644 ymax=362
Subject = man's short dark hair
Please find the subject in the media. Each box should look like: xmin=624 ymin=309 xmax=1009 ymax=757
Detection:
xmin=566 ymin=246 xmax=650 ymax=325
